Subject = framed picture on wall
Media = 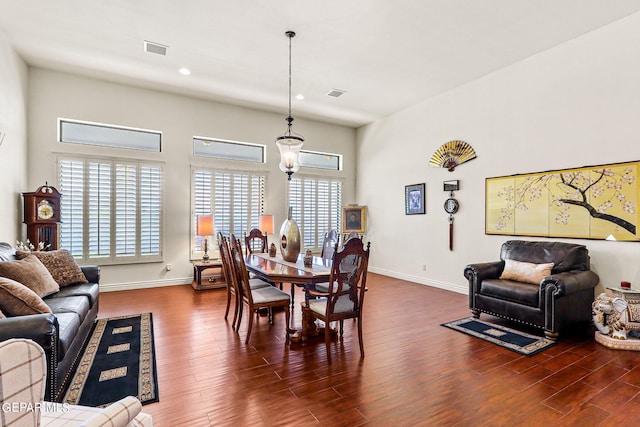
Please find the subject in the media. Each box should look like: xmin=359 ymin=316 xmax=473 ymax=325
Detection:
xmin=405 ymin=183 xmax=425 ymax=215
xmin=342 ymin=206 xmax=367 ymax=234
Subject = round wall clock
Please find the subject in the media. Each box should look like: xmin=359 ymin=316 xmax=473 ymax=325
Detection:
xmin=444 ymin=197 xmax=459 ymax=214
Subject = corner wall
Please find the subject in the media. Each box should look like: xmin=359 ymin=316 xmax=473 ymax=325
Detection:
xmin=0 ymin=28 xmax=28 ymax=242
xmin=357 ymin=13 xmax=640 ymax=294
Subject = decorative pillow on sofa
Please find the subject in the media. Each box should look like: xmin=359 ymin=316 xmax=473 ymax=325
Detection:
xmin=500 ymin=259 xmax=554 ymax=285
xmin=0 ymin=255 xmax=60 ymax=297
xmin=0 ymin=277 xmax=52 ymax=316
xmin=16 ymin=249 xmax=88 ymax=287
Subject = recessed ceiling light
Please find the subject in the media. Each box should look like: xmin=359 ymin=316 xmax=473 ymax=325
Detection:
xmin=179 ymin=68 xmax=191 ymax=76
xmin=295 ymin=94 xmax=304 ymax=100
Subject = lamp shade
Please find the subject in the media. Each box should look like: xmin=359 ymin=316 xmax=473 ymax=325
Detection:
xmin=196 ymin=215 xmax=214 ymax=236
xmin=259 ymin=214 xmax=275 ymax=234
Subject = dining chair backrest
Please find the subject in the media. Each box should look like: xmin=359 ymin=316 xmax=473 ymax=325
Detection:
xmin=230 ymin=234 xmax=253 ymax=305
xmin=320 ymin=229 xmax=339 ymax=260
xmin=217 ymin=232 xmax=232 ymax=287
xmin=244 ymin=228 xmax=268 ymax=255
xmin=327 ymin=237 xmax=371 ymax=316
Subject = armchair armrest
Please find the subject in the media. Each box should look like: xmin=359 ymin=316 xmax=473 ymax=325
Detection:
xmin=464 ymin=261 xmax=504 ymax=288
xmin=81 ymin=265 xmax=101 ymax=283
xmin=542 ymin=270 xmax=599 ymax=297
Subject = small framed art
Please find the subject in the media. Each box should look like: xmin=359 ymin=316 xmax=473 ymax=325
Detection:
xmin=342 ymin=205 xmax=367 ymax=234
xmin=405 ymin=183 xmax=425 ymax=215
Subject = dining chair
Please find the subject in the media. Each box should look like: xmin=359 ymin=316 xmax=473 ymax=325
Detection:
xmin=302 ymin=237 xmax=371 ymax=360
xmin=218 ymin=232 xmax=271 ymax=329
xmin=229 ymin=234 xmax=293 ymax=344
xmin=244 ymin=228 xmax=268 ymax=255
xmin=320 ymin=229 xmax=339 ymax=260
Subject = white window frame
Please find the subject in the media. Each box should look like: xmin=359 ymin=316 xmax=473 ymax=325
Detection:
xmin=191 ymin=167 xmax=266 ymax=259
xmin=58 ymin=118 xmax=162 ymax=152
xmin=58 ymin=155 xmax=163 ymax=265
xmin=288 ymin=174 xmax=343 ymax=252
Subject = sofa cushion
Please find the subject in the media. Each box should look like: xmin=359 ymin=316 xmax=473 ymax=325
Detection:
xmin=46 ymin=283 xmax=99 ymax=307
xmin=499 ymin=259 xmax=554 ymax=285
xmin=0 ymin=277 xmax=53 ymax=316
xmin=481 ymin=278 xmax=540 ymax=308
xmin=0 ymin=255 xmax=60 ymax=297
xmin=16 ymin=249 xmax=88 ymax=287
xmin=45 ymin=296 xmax=90 ymax=321
xmin=54 ymin=312 xmax=81 ymax=361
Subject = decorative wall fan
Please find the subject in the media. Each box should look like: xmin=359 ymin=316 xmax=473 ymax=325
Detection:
xmin=429 ymin=140 xmax=476 ymax=172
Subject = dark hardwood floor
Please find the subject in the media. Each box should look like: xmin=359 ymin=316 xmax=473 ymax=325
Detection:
xmin=98 ymin=273 xmax=640 ymax=426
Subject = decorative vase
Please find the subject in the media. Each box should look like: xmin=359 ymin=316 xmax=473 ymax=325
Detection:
xmin=280 ymin=207 xmax=301 ymax=262
xmin=269 ymin=243 xmax=277 ymax=257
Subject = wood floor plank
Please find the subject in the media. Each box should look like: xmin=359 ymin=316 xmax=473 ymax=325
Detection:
xmin=97 ymin=273 xmax=634 ymax=426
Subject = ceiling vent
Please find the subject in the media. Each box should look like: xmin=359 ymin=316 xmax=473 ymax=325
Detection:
xmin=144 ymin=40 xmax=168 ymax=56
xmin=326 ymin=89 xmax=346 ymax=98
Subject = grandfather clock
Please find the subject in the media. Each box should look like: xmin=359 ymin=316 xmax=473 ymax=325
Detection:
xmin=23 ymin=183 xmax=61 ymax=250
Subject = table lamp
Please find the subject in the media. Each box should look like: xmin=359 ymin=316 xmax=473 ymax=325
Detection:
xmin=260 ymin=214 xmax=276 ymax=256
xmin=196 ymin=214 xmax=214 ymax=262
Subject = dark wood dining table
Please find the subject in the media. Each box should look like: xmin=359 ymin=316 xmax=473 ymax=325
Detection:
xmin=244 ymin=252 xmax=332 ymax=290
xmin=244 ymin=252 xmax=333 ymax=342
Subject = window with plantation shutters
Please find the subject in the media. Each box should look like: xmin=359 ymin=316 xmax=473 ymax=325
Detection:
xmin=192 ymin=168 xmax=265 ymax=258
xmin=288 ymin=175 xmax=342 ymax=251
xmin=58 ymin=157 xmax=163 ymax=264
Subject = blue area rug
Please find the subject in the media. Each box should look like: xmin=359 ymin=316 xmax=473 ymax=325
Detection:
xmin=442 ymin=317 xmax=556 ymax=356
xmin=63 ymin=313 xmax=158 ymax=407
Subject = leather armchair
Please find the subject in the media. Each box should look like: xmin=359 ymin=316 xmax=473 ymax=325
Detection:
xmin=464 ymin=240 xmax=599 ymax=340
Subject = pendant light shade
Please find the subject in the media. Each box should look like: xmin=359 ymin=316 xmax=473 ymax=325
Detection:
xmin=276 ymin=31 xmax=304 ymax=180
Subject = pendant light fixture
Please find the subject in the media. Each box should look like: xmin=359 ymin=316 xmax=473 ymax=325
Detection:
xmin=276 ymin=31 xmax=304 ymax=181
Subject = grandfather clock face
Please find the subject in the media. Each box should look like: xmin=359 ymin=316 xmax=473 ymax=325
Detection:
xmin=37 ymin=199 xmax=55 ymax=220
xmin=23 ymin=185 xmax=62 ymax=250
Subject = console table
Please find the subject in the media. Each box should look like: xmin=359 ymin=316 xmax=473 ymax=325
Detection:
xmin=192 ymin=260 xmax=225 ymax=290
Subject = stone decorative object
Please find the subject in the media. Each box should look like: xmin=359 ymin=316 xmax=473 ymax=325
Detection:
xmin=303 ymin=249 xmax=313 ymax=267
xmin=279 ymin=207 xmax=300 ymax=262
xmin=269 ymin=243 xmax=277 ymax=257
xmin=593 ymin=288 xmax=640 ymax=351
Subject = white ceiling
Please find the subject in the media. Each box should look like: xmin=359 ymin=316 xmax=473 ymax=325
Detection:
xmin=2 ymin=1 xmax=640 ymax=127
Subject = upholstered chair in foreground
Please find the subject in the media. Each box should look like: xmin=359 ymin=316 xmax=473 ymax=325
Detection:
xmin=0 ymin=338 xmax=153 ymax=427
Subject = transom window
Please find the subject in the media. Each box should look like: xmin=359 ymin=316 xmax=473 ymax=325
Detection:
xmin=298 ymin=150 xmax=342 ymax=171
xmin=288 ymin=175 xmax=342 ymax=251
xmin=193 ymin=137 xmax=265 ymax=163
xmin=58 ymin=157 xmax=163 ymax=264
xmin=59 ymin=118 xmax=161 ymax=152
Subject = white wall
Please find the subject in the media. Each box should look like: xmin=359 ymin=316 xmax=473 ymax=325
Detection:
xmin=0 ymin=28 xmax=28 ymax=242
xmin=27 ymin=69 xmax=356 ymax=290
xmin=357 ymin=12 xmax=640 ymax=295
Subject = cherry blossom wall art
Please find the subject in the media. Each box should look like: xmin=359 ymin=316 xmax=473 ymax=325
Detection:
xmin=485 ymin=161 xmax=639 ymax=241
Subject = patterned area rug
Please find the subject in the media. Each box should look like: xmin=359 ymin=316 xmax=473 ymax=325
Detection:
xmin=63 ymin=313 xmax=159 ymax=407
xmin=442 ymin=317 xmax=557 ymax=356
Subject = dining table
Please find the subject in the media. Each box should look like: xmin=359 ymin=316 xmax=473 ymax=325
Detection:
xmin=244 ymin=252 xmax=333 ymax=342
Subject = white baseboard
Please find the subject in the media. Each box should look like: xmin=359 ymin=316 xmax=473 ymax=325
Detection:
xmin=98 ymin=270 xmax=468 ymax=295
xmin=99 ymin=277 xmax=192 ymax=292
xmin=368 ymin=266 xmax=468 ymax=295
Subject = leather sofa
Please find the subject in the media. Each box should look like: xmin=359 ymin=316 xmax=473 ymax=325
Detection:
xmin=0 ymin=242 xmax=99 ymax=401
xmin=464 ymin=240 xmax=599 ymax=340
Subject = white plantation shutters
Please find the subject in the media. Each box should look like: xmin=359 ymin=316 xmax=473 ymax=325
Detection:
xmin=288 ymin=176 xmax=342 ymax=251
xmin=59 ymin=157 xmax=163 ymax=263
xmin=192 ymin=169 xmax=265 ymax=256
